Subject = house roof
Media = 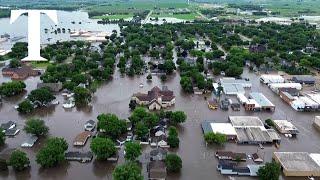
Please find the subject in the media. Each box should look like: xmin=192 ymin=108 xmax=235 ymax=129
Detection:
xmin=0 ymin=121 xmax=15 ymax=130
xmin=37 ymin=83 xmax=63 ymax=92
xmin=85 ymin=120 xmax=95 ymax=125
xmin=21 ymin=135 xmax=38 ymax=146
xmin=74 ymin=131 xmax=91 ymax=143
xmin=65 ymin=151 xmax=93 ymax=159
xmin=5 ymin=128 xmax=19 ymax=136
xmin=2 ymin=66 xmax=39 ymax=77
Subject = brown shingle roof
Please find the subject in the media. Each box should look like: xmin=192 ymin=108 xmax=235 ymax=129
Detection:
xmin=134 ymin=86 xmax=175 ymax=102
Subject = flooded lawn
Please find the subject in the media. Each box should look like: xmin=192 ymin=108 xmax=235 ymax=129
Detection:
xmin=0 ymin=66 xmax=319 ymax=180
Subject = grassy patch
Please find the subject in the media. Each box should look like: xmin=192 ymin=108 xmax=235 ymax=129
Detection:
xmin=31 ymin=62 xmax=51 ymax=69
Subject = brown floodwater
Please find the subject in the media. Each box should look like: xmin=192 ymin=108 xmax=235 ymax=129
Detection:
xmin=0 ymin=67 xmax=319 ymax=180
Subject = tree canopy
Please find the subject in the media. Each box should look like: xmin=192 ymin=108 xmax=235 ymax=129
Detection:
xmin=165 ymin=154 xmax=182 ymax=172
xmin=9 ymin=150 xmax=30 ymax=171
xmin=113 ymin=162 xmax=143 ymax=180
xmin=28 ymin=88 xmax=55 ymax=106
xmin=90 ymin=137 xmax=116 ymax=160
xmin=0 ymin=81 xmax=26 ymax=97
xmin=124 ymin=142 xmax=142 ymax=161
xmin=97 ymin=113 xmax=127 ymax=139
xmin=36 ymin=137 xmax=68 ymax=168
xmin=257 ymin=161 xmax=281 ymax=180
xmin=24 ymin=118 xmax=49 ymax=136
xmin=204 ymin=132 xmax=227 ymax=145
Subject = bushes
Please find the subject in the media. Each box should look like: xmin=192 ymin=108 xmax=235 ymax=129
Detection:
xmin=204 ymin=132 xmax=227 ymax=145
xmin=165 ymin=154 xmax=182 ymax=172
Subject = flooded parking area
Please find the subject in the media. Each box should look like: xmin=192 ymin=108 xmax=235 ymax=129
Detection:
xmin=0 ymin=66 xmax=319 ymax=180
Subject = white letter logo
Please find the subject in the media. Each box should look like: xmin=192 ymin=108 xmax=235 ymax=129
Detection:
xmin=10 ymin=10 xmax=58 ymax=61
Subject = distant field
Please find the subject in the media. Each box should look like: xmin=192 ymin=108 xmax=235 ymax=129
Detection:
xmin=86 ymin=1 xmax=189 ymax=16
xmin=262 ymin=0 xmax=320 ymax=16
xmin=151 ymin=12 xmax=200 ymax=20
xmin=91 ymin=14 xmax=134 ymax=20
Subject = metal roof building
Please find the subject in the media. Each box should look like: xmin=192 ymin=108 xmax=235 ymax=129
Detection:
xmin=292 ymin=75 xmax=316 ymax=85
xmin=229 ymin=116 xmax=264 ymax=127
xmin=273 ymin=152 xmax=320 ymax=177
xmin=249 ymin=92 xmax=275 ymax=111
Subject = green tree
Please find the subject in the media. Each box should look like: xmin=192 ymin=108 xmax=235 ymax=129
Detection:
xmin=265 ymin=119 xmax=274 ymax=127
xmin=0 ymin=128 xmax=5 ymax=146
xmin=257 ymin=161 xmax=281 ymax=180
xmin=135 ymin=122 xmax=149 ymax=139
xmin=28 ymin=88 xmax=55 ymax=106
xmin=9 ymin=150 xmax=30 ymax=171
xmin=204 ymin=132 xmax=227 ymax=145
xmin=165 ymin=154 xmax=182 ymax=172
xmin=113 ymin=162 xmax=143 ymax=180
xmin=180 ymin=76 xmax=193 ymax=93
xmin=17 ymin=100 xmax=34 ymax=114
xmin=74 ymin=87 xmax=92 ymax=106
xmin=170 ymin=111 xmax=187 ymax=125
xmin=24 ymin=118 xmax=49 ymax=136
xmin=36 ymin=137 xmax=68 ymax=168
xmin=0 ymin=81 xmax=26 ymax=97
xmin=124 ymin=142 xmax=141 ymax=161
xmin=9 ymin=59 xmax=21 ymax=68
xmin=90 ymin=137 xmax=116 ymax=160
xmin=164 ymin=60 xmax=176 ymax=74
xmin=167 ymin=126 xmax=179 ymax=148
xmin=160 ymin=74 xmax=167 ymax=82
xmin=97 ymin=113 xmax=127 ymax=139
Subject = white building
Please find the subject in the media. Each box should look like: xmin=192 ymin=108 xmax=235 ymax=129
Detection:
xmin=260 ymin=74 xmax=284 ymax=84
xmin=269 ymin=83 xmax=302 ymax=93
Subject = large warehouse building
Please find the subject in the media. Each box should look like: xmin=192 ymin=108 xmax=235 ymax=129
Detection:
xmin=273 ymin=152 xmax=320 ymax=177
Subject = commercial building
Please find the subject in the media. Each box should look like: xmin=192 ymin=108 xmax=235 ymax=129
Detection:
xmin=260 ymin=74 xmax=284 ymax=84
xmin=220 ymin=77 xmax=252 ymax=88
xmin=273 ymin=152 xmax=320 ymax=177
xmin=219 ymin=77 xmax=251 ymax=95
xmin=269 ymin=83 xmax=302 ymax=93
xmin=201 ymin=122 xmax=237 ymax=140
xmin=273 ymin=120 xmax=299 ymax=135
xmin=229 ymin=116 xmax=280 ymax=144
xmin=249 ymin=92 xmax=275 ymax=111
xmin=292 ymin=75 xmax=316 ymax=85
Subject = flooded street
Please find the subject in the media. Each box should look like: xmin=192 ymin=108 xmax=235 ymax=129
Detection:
xmin=0 ymin=66 xmax=319 ymax=180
